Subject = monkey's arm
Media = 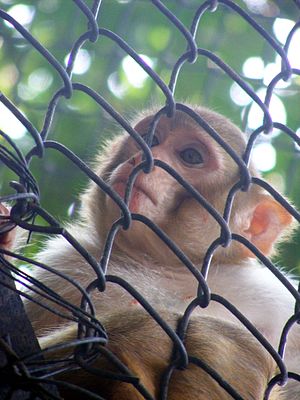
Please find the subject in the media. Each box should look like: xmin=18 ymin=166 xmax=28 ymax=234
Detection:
xmin=40 ymin=310 xmax=281 ymax=400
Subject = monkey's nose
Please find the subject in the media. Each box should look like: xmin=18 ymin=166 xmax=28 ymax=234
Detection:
xmin=128 ymin=153 xmax=143 ymax=166
xmin=128 ymin=156 xmax=136 ymax=166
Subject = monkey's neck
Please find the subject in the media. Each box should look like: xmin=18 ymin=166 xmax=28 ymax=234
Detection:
xmin=35 ymin=235 xmax=296 ymax=354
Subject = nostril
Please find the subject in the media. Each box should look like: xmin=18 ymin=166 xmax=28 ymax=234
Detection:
xmin=128 ymin=156 xmax=136 ymax=166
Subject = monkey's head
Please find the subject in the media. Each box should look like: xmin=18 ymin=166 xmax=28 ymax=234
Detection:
xmin=83 ymin=105 xmax=292 ymax=265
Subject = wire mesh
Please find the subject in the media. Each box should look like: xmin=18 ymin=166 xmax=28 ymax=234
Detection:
xmin=0 ymin=1 xmax=300 ymax=399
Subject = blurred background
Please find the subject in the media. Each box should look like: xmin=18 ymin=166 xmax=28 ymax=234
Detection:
xmin=0 ymin=0 xmax=299 ymax=272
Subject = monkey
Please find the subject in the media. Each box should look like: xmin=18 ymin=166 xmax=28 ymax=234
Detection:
xmin=39 ymin=310 xmax=281 ymax=400
xmin=0 ymin=213 xmax=281 ymax=399
xmin=0 ymin=104 xmax=299 ymax=398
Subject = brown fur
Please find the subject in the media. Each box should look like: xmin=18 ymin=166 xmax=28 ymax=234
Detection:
xmin=40 ymin=310 xmax=281 ymax=399
xmin=1 ymin=105 xmax=297 ymax=398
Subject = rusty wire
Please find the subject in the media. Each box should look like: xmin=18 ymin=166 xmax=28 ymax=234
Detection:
xmin=0 ymin=1 xmax=300 ymax=399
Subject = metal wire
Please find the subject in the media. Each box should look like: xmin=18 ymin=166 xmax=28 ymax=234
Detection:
xmin=0 ymin=1 xmax=300 ymax=399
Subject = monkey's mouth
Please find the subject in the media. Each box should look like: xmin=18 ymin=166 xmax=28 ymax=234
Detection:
xmin=111 ymin=178 xmax=156 ymax=208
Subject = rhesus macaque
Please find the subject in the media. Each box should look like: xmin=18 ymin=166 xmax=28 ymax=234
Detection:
xmin=39 ymin=310 xmax=280 ymax=400
xmin=0 ymin=105 xmax=298 ymax=398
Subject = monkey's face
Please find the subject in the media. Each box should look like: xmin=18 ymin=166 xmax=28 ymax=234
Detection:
xmin=107 ymin=114 xmax=221 ymax=218
xmin=102 ymin=109 xmax=252 ymax=262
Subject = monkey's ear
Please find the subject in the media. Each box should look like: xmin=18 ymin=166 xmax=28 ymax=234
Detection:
xmin=243 ymin=196 xmax=293 ymax=257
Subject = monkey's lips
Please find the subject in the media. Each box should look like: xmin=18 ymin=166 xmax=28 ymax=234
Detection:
xmin=111 ymin=178 xmax=156 ymax=212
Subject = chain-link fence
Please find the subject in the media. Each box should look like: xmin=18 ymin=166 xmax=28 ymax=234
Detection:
xmin=0 ymin=1 xmax=300 ymax=399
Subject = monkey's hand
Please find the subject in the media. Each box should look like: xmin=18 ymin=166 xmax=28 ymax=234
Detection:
xmin=0 ymin=203 xmax=16 ymax=251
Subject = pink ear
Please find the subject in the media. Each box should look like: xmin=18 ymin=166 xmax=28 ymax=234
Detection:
xmin=243 ymin=196 xmax=293 ymax=257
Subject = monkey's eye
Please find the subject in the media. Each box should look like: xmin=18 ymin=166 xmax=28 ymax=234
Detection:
xmin=142 ymin=134 xmax=160 ymax=147
xmin=179 ymin=148 xmax=204 ymax=166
